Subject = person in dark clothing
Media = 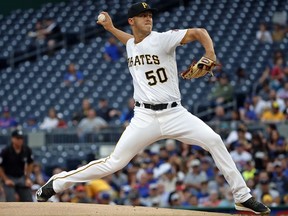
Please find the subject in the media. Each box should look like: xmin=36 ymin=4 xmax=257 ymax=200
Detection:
xmin=0 ymin=129 xmax=34 ymax=201
xmin=96 ymin=98 xmax=120 ymax=122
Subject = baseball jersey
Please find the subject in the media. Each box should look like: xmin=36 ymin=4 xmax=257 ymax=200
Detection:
xmin=126 ymin=30 xmax=187 ymax=104
xmin=0 ymin=144 xmax=34 ymax=177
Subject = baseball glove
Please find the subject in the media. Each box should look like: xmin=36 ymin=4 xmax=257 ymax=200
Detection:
xmin=181 ymin=56 xmax=218 ymax=79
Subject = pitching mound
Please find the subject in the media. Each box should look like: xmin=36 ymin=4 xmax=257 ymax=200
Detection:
xmin=0 ymin=202 xmax=239 ymax=216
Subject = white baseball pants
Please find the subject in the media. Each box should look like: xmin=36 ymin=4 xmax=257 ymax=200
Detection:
xmin=52 ymin=105 xmax=251 ymax=203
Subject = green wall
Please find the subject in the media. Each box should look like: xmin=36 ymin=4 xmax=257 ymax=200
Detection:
xmin=0 ymin=0 xmax=69 ymax=16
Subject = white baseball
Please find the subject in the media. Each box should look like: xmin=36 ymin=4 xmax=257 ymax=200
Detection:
xmin=98 ymin=14 xmax=106 ymax=22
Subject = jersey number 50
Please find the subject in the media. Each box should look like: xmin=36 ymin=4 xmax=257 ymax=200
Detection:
xmin=145 ymin=68 xmax=168 ymax=86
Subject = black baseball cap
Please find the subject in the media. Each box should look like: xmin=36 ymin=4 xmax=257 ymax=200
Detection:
xmin=11 ymin=129 xmax=24 ymax=138
xmin=128 ymin=2 xmax=157 ymax=18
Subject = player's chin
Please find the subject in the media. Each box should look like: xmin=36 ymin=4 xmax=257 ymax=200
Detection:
xmin=144 ymin=26 xmax=152 ymax=32
xmin=144 ymin=23 xmax=152 ymax=28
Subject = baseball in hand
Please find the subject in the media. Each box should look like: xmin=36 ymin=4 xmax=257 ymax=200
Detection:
xmin=98 ymin=14 xmax=106 ymax=22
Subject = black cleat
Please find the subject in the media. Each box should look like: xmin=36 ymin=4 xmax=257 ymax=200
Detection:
xmin=36 ymin=178 xmax=56 ymax=202
xmin=235 ymin=197 xmax=271 ymax=215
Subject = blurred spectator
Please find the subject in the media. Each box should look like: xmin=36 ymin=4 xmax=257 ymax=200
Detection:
xmin=230 ymin=142 xmax=252 ymax=172
xmin=147 ymin=144 xmax=162 ymax=166
xmin=235 ymin=67 xmax=247 ymax=85
xmin=256 ymin=23 xmax=273 ymax=43
xmin=253 ymin=179 xmax=281 ymax=206
xmin=23 ymin=115 xmax=39 ymax=132
xmin=30 ymin=163 xmax=49 ymax=186
xmin=196 ymin=180 xmax=210 ymax=205
xmin=0 ymin=107 xmax=18 ymax=129
xmin=42 ymin=18 xmax=63 ymax=51
xmin=117 ymin=185 xmax=131 ymax=205
xmin=109 ymin=171 xmax=128 ymax=193
xmin=277 ymin=81 xmax=288 ymax=100
xmin=200 ymin=190 xmax=221 ymax=207
xmin=268 ymin=89 xmax=286 ymax=112
xmin=208 ymin=73 xmax=234 ymax=106
xmin=52 ymin=167 xmax=64 ymax=176
xmin=250 ymin=132 xmax=269 ymax=170
xmin=119 ymin=98 xmax=135 ymax=127
xmin=225 ymin=123 xmax=252 ymax=149
xmin=210 ymin=105 xmax=230 ymax=123
xmin=270 ymin=56 xmax=286 ymax=90
xmin=104 ymin=36 xmax=123 ymax=62
xmin=156 ymin=182 xmax=170 ymax=207
xmin=146 ymin=183 xmax=161 ymax=207
xmin=284 ymin=194 xmax=288 ymax=206
xmin=179 ymin=142 xmax=193 ymax=158
xmin=200 ymin=157 xmax=214 ymax=181
xmin=125 ymin=159 xmax=141 ymax=187
xmin=262 ymin=193 xmax=274 ymax=207
xmin=260 ymin=101 xmax=285 ymax=123
xmin=157 ymin=148 xmax=170 ymax=167
xmin=63 ymin=63 xmax=84 ymax=87
xmin=168 ymin=191 xmax=182 ymax=208
xmin=85 ymin=179 xmax=113 ymax=200
xmin=257 ymin=79 xmax=272 ymax=101
xmin=284 ymin=98 xmax=288 ymax=118
xmin=97 ymin=191 xmax=116 ymax=205
xmin=71 ymin=184 xmax=92 ymax=203
xmin=271 ymin=161 xmax=288 ymax=198
xmin=28 ymin=18 xmax=63 ymax=54
xmin=239 ymin=98 xmax=258 ymax=122
xmin=158 ymin=166 xmax=177 ymax=193
xmin=127 ymin=190 xmax=147 ymax=206
xmin=252 ymin=95 xmax=269 ymax=118
xmin=28 ymin=19 xmax=46 ymax=44
xmin=72 ymin=98 xmax=92 ymax=126
xmin=77 ymin=108 xmax=108 ymax=143
xmin=170 ymin=157 xmax=185 ymax=184
xmin=145 ymin=168 xmax=157 ymax=184
xmin=208 ymin=173 xmax=230 ymax=198
xmin=242 ymin=161 xmax=257 ymax=181
xmin=165 ymin=139 xmax=178 ymax=156
xmin=57 ymin=113 xmax=67 ymax=128
xmin=134 ymin=171 xmax=150 ymax=201
xmin=272 ymin=24 xmax=286 ymax=42
xmin=218 ymin=189 xmax=234 ymax=207
xmin=58 ymin=190 xmax=72 ymax=202
xmin=0 ymin=130 xmax=33 ymax=201
xmin=39 ymin=107 xmax=59 ymax=131
xmin=234 ymin=67 xmax=248 ymax=107
xmin=184 ymin=159 xmax=207 ymax=192
xmin=187 ymin=194 xmax=199 ymax=207
xmin=96 ymin=98 xmax=121 ymax=122
xmin=266 ymin=128 xmax=287 ymax=160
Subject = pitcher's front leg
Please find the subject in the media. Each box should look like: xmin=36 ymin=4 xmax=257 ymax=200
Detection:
xmin=36 ymin=109 xmax=161 ymax=201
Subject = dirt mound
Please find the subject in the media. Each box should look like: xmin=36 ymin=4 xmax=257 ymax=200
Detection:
xmin=0 ymin=202 xmax=239 ymax=216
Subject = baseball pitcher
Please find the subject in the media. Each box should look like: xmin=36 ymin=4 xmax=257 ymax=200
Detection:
xmin=36 ymin=2 xmax=270 ymax=215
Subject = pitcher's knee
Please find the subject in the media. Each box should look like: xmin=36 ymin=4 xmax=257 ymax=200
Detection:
xmin=207 ymin=133 xmax=223 ymax=146
xmin=109 ymin=155 xmax=129 ymax=172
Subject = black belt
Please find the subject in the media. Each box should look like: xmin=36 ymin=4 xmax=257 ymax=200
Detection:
xmin=135 ymin=101 xmax=178 ymax=111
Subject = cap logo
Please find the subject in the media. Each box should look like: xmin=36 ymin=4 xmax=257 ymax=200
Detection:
xmin=142 ymin=3 xmax=148 ymax=8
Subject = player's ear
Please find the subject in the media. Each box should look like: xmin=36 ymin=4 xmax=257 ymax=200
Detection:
xmin=128 ymin=18 xmax=134 ymax=25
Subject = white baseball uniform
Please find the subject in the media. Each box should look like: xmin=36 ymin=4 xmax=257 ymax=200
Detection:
xmin=51 ymin=30 xmax=251 ymax=203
